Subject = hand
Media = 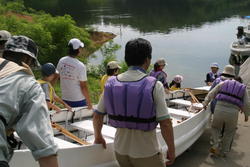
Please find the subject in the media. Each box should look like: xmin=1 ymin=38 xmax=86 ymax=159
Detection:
xmin=55 ymin=106 xmax=62 ymax=113
xmin=65 ymin=105 xmax=72 ymax=112
xmin=94 ymin=136 xmax=106 ymax=149
xmin=165 ymin=149 xmax=175 ymax=166
xmin=87 ymin=103 xmax=93 ymax=110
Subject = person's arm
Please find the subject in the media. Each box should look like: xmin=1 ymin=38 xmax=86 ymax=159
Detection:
xmin=202 ymin=82 xmax=223 ymax=108
xmin=80 ymin=81 xmax=92 ymax=109
xmin=242 ymin=89 xmax=250 ymax=122
xmin=38 ymin=155 xmax=58 ymax=167
xmin=159 ymin=119 xmax=175 ymax=165
xmin=46 ymin=101 xmax=62 ymax=113
xmin=153 ymin=81 xmax=175 ymax=165
xmin=93 ymin=94 xmax=107 ymax=148
xmin=93 ymin=112 xmax=106 ymax=148
xmin=53 ymin=94 xmax=72 ymax=112
xmin=16 ymin=78 xmax=58 ymax=165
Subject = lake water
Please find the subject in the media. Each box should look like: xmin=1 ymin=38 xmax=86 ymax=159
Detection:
xmin=23 ymin=0 xmax=250 ymax=87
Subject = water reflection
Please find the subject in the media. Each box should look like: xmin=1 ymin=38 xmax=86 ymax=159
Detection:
xmin=23 ymin=0 xmax=250 ymax=33
xmin=21 ymin=0 xmax=250 ymax=87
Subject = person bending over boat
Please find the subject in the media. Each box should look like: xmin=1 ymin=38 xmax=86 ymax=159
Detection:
xmin=205 ymin=62 xmax=221 ymax=86
xmin=150 ymin=58 xmax=169 ymax=92
xmin=100 ymin=61 xmax=121 ymax=93
xmin=0 ymin=30 xmax=11 ymax=58
xmin=209 ymin=65 xmax=236 ymax=114
xmin=0 ymin=36 xmax=58 ymax=167
xmin=203 ymin=77 xmax=250 ymax=157
xmin=169 ymin=75 xmax=183 ymax=91
xmin=93 ymin=38 xmax=175 ymax=167
xmin=57 ymin=38 xmax=92 ymax=109
xmin=38 ymin=63 xmax=72 ymax=113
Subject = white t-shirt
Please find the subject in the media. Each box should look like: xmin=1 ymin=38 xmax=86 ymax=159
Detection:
xmin=57 ymin=56 xmax=87 ymax=101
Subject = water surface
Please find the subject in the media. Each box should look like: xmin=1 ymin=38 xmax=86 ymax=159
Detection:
xmin=23 ymin=0 xmax=250 ymax=87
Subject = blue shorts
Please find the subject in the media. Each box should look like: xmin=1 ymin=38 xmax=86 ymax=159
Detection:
xmin=63 ymin=99 xmax=87 ymax=107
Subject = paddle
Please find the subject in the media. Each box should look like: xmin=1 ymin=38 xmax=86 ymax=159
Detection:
xmin=51 ymin=122 xmax=90 ymax=145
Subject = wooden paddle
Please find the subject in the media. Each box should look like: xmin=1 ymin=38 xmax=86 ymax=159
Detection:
xmin=51 ymin=122 xmax=90 ymax=145
xmin=184 ymin=88 xmax=200 ymax=103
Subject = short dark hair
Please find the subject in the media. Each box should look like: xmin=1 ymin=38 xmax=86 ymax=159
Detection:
xmin=68 ymin=44 xmax=79 ymax=56
xmin=106 ymin=68 xmax=118 ymax=76
xmin=154 ymin=62 xmax=160 ymax=71
xmin=125 ymin=38 xmax=152 ymax=66
xmin=169 ymin=80 xmax=181 ymax=88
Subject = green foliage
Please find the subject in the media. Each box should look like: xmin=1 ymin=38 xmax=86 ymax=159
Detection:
xmin=0 ymin=0 xmax=92 ymax=65
xmin=87 ymin=40 xmax=121 ymax=77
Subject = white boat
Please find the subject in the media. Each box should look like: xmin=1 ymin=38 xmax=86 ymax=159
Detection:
xmin=10 ymin=87 xmax=210 ymax=167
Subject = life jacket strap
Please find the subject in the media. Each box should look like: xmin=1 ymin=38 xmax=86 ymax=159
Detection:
xmin=108 ymin=114 xmax=156 ymax=123
xmin=0 ymin=60 xmax=9 ymax=71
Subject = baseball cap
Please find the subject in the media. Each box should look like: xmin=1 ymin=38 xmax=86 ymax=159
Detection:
xmin=107 ymin=61 xmax=121 ymax=69
xmin=41 ymin=63 xmax=58 ymax=77
xmin=3 ymin=35 xmax=40 ymax=67
xmin=68 ymin=38 xmax=84 ymax=50
xmin=156 ymin=58 xmax=167 ymax=66
xmin=210 ymin=62 xmax=219 ymax=68
xmin=0 ymin=30 xmax=11 ymax=41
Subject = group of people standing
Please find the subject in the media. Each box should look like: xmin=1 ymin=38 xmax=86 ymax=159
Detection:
xmin=0 ymin=30 xmax=175 ymax=167
xmin=0 ymin=27 xmax=249 ymax=167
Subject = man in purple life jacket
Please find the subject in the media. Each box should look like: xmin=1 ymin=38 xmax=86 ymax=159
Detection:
xmin=205 ymin=62 xmax=221 ymax=86
xmin=203 ymin=77 xmax=250 ymax=157
xmin=150 ymin=58 xmax=169 ymax=92
xmin=93 ymin=38 xmax=175 ymax=167
xmin=209 ymin=65 xmax=236 ymax=114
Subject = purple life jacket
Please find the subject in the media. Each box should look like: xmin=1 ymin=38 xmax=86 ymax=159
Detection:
xmin=149 ymin=70 xmax=162 ymax=78
xmin=104 ymin=76 xmax=158 ymax=131
xmin=150 ymin=70 xmax=168 ymax=88
xmin=215 ymin=80 xmax=246 ymax=108
xmin=207 ymin=72 xmax=220 ymax=82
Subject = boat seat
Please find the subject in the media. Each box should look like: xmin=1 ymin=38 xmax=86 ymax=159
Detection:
xmin=168 ymin=108 xmax=194 ymax=117
xmin=169 ymin=99 xmax=192 ymax=107
xmin=71 ymin=120 xmax=116 ymax=139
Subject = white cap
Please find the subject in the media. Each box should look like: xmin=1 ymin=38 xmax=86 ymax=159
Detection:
xmin=68 ymin=38 xmax=84 ymax=50
xmin=173 ymin=75 xmax=183 ymax=83
xmin=107 ymin=61 xmax=121 ymax=69
xmin=210 ymin=62 xmax=219 ymax=68
xmin=0 ymin=30 xmax=11 ymax=41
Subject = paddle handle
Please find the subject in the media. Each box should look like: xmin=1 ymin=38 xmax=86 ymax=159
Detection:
xmin=51 ymin=122 xmax=90 ymax=145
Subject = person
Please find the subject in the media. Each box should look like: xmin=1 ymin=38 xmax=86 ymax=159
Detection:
xmin=205 ymin=62 xmax=220 ymax=86
xmin=149 ymin=58 xmax=169 ymax=91
xmin=93 ymin=38 xmax=175 ymax=167
xmin=38 ymin=63 xmax=72 ymax=113
xmin=57 ymin=38 xmax=92 ymax=109
xmin=0 ymin=30 xmax=11 ymax=58
xmin=0 ymin=35 xmax=58 ymax=167
xmin=100 ymin=61 xmax=121 ymax=93
xmin=202 ymin=76 xmax=250 ymax=157
xmin=169 ymin=75 xmax=183 ymax=91
xmin=209 ymin=65 xmax=236 ymax=113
